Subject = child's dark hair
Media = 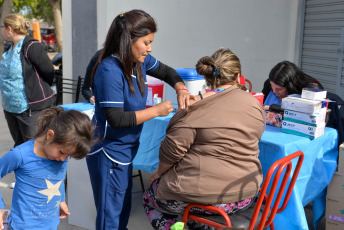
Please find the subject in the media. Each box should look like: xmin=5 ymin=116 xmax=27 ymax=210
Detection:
xmin=34 ymin=107 xmax=94 ymax=159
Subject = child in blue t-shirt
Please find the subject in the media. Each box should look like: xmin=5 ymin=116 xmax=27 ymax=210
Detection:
xmin=0 ymin=107 xmax=94 ymax=230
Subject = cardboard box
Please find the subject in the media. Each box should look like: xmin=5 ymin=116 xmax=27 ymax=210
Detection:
xmin=327 ymin=172 xmax=344 ymax=198
xmin=301 ymin=88 xmax=327 ymax=100
xmin=281 ymin=95 xmax=327 ymax=115
xmin=283 ymin=108 xmax=326 ymax=127
xmin=326 ymin=196 xmax=344 ymax=225
xmin=326 ymin=219 xmax=344 ymax=230
xmin=338 ymin=143 xmax=344 ymax=173
xmin=281 ymin=120 xmax=325 ymax=139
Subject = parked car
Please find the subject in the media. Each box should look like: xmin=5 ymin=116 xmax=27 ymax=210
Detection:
xmin=40 ymin=27 xmax=57 ymax=52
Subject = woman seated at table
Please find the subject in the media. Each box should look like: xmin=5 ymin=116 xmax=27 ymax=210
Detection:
xmin=262 ymin=60 xmax=344 ymax=145
xmin=262 ymin=60 xmax=323 ymax=109
xmin=143 ymin=47 xmax=266 ymax=230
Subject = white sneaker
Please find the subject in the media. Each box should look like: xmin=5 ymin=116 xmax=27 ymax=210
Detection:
xmin=10 ymin=182 xmax=15 ymax=189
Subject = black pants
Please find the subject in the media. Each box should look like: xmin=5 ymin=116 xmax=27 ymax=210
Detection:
xmin=4 ymin=109 xmax=41 ymax=147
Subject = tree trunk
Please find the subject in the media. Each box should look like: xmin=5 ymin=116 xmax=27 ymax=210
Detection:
xmin=0 ymin=0 xmax=13 ymax=59
xmin=47 ymin=0 xmax=62 ymax=51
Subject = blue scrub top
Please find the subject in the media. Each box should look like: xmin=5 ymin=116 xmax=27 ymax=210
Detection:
xmin=91 ymin=54 xmax=159 ymax=164
xmin=264 ymin=91 xmax=282 ymax=106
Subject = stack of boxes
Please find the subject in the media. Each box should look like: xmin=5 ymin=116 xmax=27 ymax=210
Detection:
xmin=281 ymin=88 xmax=328 ymax=140
xmin=326 ymin=144 xmax=344 ymax=229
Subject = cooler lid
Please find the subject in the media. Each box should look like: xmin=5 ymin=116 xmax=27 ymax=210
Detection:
xmin=175 ymin=68 xmax=204 ymax=81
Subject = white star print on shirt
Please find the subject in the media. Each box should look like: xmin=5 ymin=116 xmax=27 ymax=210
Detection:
xmin=55 ymin=200 xmax=61 ymax=208
xmin=37 ymin=179 xmax=63 ymax=203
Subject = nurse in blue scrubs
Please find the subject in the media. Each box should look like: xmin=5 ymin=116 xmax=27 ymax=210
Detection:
xmin=87 ymin=9 xmax=190 ymax=230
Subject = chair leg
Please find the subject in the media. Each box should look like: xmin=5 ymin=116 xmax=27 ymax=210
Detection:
xmin=75 ymin=76 xmax=82 ymax=103
xmin=138 ymin=170 xmax=145 ymax=192
xmin=269 ymin=222 xmax=275 ymax=230
xmin=132 ymin=170 xmax=145 ymax=192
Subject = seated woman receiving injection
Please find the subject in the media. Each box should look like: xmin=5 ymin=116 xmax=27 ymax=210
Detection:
xmin=143 ymin=48 xmax=265 ymax=230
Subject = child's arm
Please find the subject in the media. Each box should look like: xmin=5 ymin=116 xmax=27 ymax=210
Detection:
xmin=59 ymin=201 xmax=70 ymax=219
xmin=0 ymin=209 xmax=4 ymax=229
xmin=0 ymin=148 xmax=23 ymax=210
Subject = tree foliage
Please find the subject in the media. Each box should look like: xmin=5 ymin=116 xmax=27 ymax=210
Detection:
xmin=0 ymin=0 xmax=61 ymax=26
xmin=0 ymin=0 xmax=62 ymax=52
xmin=13 ymin=0 xmax=55 ymax=25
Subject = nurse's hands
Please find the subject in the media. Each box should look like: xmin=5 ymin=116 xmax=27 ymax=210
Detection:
xmin=174 ymin=82 xmax=190 ymax=110
xmin=177 ymin=89 xmax=190 ymax=110
xmin=154 ymin=101 xmax=173 ymax=117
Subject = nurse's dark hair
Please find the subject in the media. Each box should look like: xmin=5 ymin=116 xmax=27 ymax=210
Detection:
xmin=34 ymin=107 xmax=95 ymax=160
xmin=268 ymin=61 xmax=324 ymax=95
xmin=196 ymin=47 xmax=241 ymax=89
xmin=91 ymin=9 xmax=157 ymax=96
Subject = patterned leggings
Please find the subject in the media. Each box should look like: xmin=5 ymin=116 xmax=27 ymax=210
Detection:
xmin=143 ymin=180 xmax=254 ymax=230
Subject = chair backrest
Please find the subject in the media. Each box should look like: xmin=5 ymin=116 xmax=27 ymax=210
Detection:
xmin=245 ymin=79 xmax=252 ymax=92
xmin=55 ymin=75 xmax=83 ymax=105
xmin=239 ymin=75 xmax=252 ymax=92
xmin=249 ymin=151 xmax=304 ymax=230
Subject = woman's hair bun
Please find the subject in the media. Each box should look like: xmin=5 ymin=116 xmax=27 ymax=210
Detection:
xmin=24 ymin=21 xmax=30 ymax=29
xmin=196 ymin=56 xmax=215 ymax=77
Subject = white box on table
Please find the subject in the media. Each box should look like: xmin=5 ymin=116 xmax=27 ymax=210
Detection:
xmin=281 ymin=94 xmax=328 ymax=115
xmin=338 ymin=143 xmax=344 ymax=173
xmin=301 ymin=88 xmax=327 ymax=100
xmin=283 ymin=108 xmax=326 ymax=127
xmin=281 ymin=120 xmax=325 ymax=139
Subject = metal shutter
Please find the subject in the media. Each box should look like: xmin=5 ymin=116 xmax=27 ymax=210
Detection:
xmin=301 ymin=0 xmax=344 ymax=98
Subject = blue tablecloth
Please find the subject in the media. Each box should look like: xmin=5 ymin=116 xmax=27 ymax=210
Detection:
xmin=133 ymin=112 xmax=338 ymax=230
xmin=60 ymin=102 xmax=94 ymax=111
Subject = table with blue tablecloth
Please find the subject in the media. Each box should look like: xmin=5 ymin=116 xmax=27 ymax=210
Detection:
xmin=133 ymin=112 xmax=338 ymax=230
xmin=61 ymin=103 xmax=338 ymax=230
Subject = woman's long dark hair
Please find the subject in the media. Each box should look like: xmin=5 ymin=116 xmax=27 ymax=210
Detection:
xmin=91 ymin=9 xmax=157 ymax=96
xmin=269 ymin=61 xmax=324 ymax=94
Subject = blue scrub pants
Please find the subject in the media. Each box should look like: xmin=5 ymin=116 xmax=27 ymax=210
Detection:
xmin=86 ymin=152 xmax=133 ymax=230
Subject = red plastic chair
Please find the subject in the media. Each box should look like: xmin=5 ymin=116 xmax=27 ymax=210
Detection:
xmin=245 ymin=79 xmax=253 ymax=92
xmin=182 ymin=151 xmax=304 ymax=230
xmin=239 ymin=75 xmax=252 ymax=92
